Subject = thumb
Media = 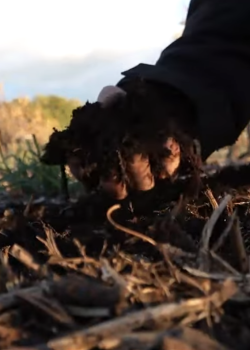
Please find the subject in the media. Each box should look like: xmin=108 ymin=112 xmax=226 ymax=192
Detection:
xmin=97 ymin=85 xmax=126 ymax=107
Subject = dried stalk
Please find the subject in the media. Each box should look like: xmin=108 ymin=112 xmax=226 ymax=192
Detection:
xmin=107 ymin=204 xmax=157 ymax=246
xmin=229 ymin=215 xmax=249 ymax=273
xmin=204 ymin=187 xmax=219 ymax=210
xmin=7 ymin=279 xmax=237 ymax=350
xmin=198 ymin=194 xmax=232 ymax=272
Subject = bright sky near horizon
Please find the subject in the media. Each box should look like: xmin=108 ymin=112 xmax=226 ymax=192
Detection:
xmin=0 ymin=0 xmax=189 ymax=100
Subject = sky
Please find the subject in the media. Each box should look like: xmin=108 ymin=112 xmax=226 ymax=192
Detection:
xmin=0 ymin=0 xmax=189 ymax=102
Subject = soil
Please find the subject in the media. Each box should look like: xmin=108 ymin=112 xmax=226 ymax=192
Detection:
xmin=40 ymin=84 xmax=199 ymax=193
xmin=1 ymin=161 xmax=250 ymax=349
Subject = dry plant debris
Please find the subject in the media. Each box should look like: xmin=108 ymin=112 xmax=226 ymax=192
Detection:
xmin=1 ymin=160 xmax=250 ymax=349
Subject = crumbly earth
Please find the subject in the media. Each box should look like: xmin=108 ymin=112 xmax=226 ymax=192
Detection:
xmin=0 ymin=162 xmax=250 ymax=349
xmin=41 ymin=80 xmax=200 ymax=200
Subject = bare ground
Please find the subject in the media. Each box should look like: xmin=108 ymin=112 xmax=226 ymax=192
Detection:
xmin=1 ymin=162 xmax=250 ymax=349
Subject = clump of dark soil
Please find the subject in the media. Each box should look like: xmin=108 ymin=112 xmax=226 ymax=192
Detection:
xmin=41 ymin=80 xmax=199 ymax=191
xmin=1 ymin=160 xmax=250 ymax=349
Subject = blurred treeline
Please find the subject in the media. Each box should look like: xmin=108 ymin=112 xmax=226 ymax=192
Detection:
xmin=0 ymin=95 xmax=81 ymax=153
xmin=0 ymin=92 xmax=250 ymax=165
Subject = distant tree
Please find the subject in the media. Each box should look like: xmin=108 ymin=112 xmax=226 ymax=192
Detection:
xmin=31 ymin=95 xmax=82 ymax=128
xmin=0 ymin=94 xmax=83 ymax=152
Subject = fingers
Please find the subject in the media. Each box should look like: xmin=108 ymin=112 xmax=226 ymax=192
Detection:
xmin=67 ymin=137 xmax=181 ymax=200
xmin=99 ymin=138 xmax=181 ymax=199
xmin=67 ymin=156 xmax=85 ymax=182
xmin=99 ymin=155 xmax=154 ymax=200
xmin=126 ymin=154 xmax=155 ymax=191
xmin=159 ymin=137 xmax=181 ymax=179
xmin=99 ymin=173 xmax=128 ymax=200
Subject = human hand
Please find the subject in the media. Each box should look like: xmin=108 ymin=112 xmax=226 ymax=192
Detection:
xmin=43 ymin=81 xmax=202 ymax=200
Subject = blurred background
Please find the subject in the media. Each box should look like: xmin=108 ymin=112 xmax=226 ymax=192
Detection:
xmin=0 ymin=0 xmax=187 ymax=144
xmin=0 ymin=0 xmax=248 ymax=197
xmin=1 ymin=0 xmax=187 ymax=101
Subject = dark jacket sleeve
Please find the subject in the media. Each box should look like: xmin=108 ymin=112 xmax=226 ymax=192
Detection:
xmin=118 ymin=0 xmax=250 ymax=160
